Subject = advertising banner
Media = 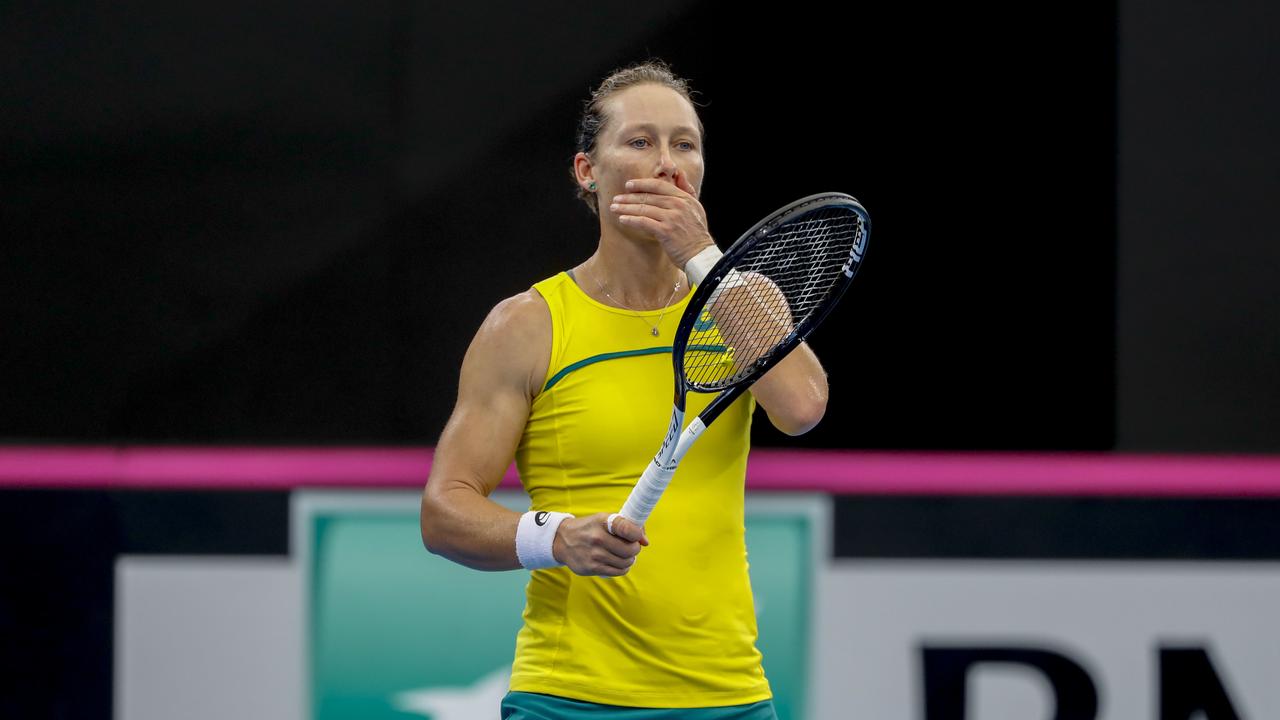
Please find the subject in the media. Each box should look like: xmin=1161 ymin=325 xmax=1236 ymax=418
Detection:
xmin=814 ymin=561 xmax=1280 ymax=719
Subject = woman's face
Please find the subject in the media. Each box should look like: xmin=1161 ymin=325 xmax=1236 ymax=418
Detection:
xmin=580 ymin=83 xmax=705 ymax=221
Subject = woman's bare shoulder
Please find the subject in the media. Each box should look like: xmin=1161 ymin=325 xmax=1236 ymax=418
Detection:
xmin=466 ymin=288 xmax=552 ymax=400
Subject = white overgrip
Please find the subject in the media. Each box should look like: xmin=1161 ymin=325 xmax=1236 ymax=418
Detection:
xmin=616 ymin=416 xmax=708 ymax=528
xmin=618 ymin=459 xmax=674 ymax=528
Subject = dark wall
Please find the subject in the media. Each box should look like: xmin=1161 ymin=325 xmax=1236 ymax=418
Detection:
xmin=1117 ymin=0 xmax=1280 ymax=451
xmin=7 ymin=3 xmax=1117 ymax=450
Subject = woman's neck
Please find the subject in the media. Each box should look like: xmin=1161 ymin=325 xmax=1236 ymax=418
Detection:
xmin=575 ymin=232 xmax=689 ymax=309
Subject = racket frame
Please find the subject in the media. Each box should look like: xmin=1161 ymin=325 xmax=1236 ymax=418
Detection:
xmin=617 ymin=192 xmax=870 ymax=527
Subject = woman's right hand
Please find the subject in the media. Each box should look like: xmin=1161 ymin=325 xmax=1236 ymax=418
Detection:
xmin=553 ymin=513 xmax=649 ymax=577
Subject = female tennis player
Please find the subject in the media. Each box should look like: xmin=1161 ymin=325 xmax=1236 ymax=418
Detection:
xmin=419 ymin=59 xmax=829 ymax=719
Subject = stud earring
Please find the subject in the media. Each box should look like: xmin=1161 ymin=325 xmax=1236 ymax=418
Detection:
xmin=588 ymin=182 xmax=597 ymax=191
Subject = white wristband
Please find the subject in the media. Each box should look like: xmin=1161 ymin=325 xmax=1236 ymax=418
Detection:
xmin=515 ymin=510 xmax=573 ymax=570
xmin=684 ymin=245 xmax=724 ymax=287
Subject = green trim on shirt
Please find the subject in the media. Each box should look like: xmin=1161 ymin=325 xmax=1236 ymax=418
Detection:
xmin=542 ymin=344 xmax=728 ymax=392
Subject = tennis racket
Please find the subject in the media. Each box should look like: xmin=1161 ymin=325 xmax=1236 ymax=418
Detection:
xmin=613 ymin=191 xmax=870 ymax=529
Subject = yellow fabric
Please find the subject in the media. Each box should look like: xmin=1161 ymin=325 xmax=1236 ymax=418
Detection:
xmin=510 ymin=271 xmax=769 ymax=708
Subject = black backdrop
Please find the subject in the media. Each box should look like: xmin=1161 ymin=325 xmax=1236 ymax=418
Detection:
xmin=2 ymin=2 xmax=1121 ymax=450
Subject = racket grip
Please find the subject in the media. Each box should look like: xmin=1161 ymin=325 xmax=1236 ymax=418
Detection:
xmin=618 ymin=461 xmax=676 ymax=527
xmin=616 ymin=417 xmax=707 ymax=529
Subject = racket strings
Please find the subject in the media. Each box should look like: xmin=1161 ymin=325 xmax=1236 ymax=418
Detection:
xmin=683 ymin=206 xmax=866 ymax=390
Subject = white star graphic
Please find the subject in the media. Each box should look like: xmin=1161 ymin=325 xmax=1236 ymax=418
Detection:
xmin=392 ymin=666 xmax=511 ymax=720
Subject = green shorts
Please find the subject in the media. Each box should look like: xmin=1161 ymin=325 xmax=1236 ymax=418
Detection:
xmin=500 ymin=691 xmax=778 ymax=719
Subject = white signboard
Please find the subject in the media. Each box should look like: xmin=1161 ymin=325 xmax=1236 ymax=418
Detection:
xmin=814 ymin=560 xmax=1279 ymax=720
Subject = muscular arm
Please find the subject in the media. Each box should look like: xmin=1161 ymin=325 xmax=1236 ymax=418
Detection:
xmin=420 ymin=290 xmax=648 ymax=574
xmin=419 ymin=292 xmax=545 ymax=570
xmin=750 ymin=341 xmax=828 ymax=436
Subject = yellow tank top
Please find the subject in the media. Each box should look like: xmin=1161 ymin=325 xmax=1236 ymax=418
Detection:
xmin=510 ymin=271 xmax=770 ymax=708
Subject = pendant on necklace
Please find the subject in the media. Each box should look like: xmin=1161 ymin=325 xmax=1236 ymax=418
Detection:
xmin=651 ymin=328 xmax=659 ymax=336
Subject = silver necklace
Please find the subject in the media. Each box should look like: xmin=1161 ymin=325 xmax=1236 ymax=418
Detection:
xmin=594 ymin=274 xmax=683 ymax=337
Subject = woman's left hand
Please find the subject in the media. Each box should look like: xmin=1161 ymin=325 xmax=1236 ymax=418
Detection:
xmin=610 ymin=173 xmax=715 ymax=267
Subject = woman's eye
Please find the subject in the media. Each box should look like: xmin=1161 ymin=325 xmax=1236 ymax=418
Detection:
xmin=678 ymin=142 xmax=695 ymax=151
xmin=630 ymin=138 xmax=649 ymax=148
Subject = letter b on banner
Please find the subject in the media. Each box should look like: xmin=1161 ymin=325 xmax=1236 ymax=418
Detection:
xmin=921 ymin=646 xmax=1098 ymax=720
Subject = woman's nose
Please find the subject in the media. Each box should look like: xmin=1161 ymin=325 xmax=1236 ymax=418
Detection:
xmin=657 ymin=152 xmax=678 ymax=178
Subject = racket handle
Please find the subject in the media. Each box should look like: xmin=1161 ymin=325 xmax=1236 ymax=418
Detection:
xmin=619 ymin=461 xmax=675 ymax=527
xmin=617 ymin=417 xmax=707 ymax=529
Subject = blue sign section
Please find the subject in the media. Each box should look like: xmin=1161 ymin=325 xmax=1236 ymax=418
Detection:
xmin=294 ymin=492 xmax=826 ymax=720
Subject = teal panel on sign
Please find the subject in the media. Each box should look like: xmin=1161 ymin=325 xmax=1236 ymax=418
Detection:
xmin=746 ymin=516 xmax=813 ymax=720
xmin=310 ymin=512 xmax=528 ymax=720
xmin=301 ymin=493 xmax=823 ymax=720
